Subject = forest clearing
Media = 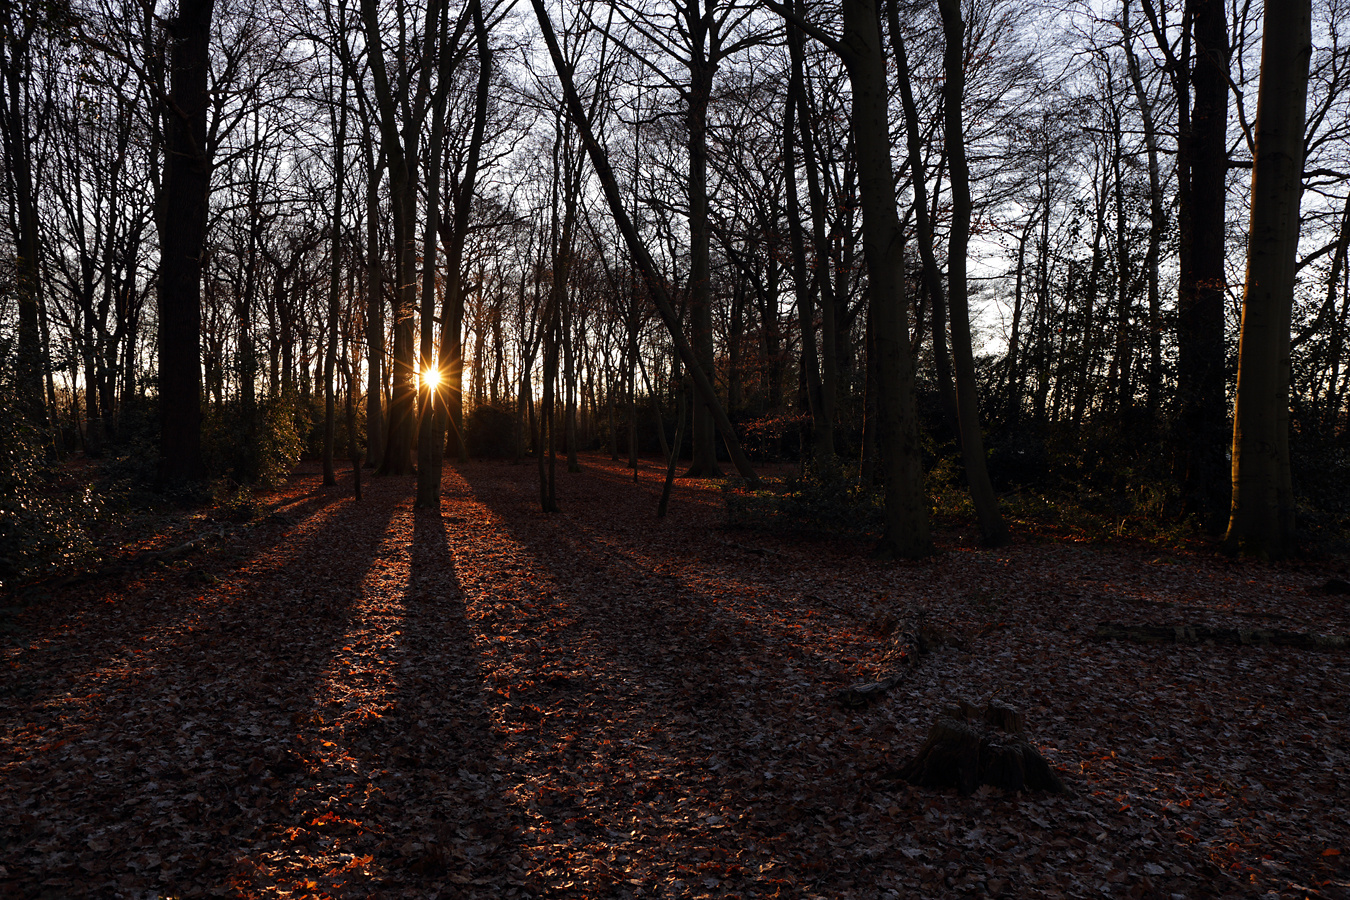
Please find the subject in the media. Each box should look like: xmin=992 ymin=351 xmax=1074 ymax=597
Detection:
xmin=2 ymin=456 xmax=1347 ymax=899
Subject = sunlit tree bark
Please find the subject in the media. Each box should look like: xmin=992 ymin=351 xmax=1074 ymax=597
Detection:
xmin=1226 ymin=0 xmax=1311 ymax=558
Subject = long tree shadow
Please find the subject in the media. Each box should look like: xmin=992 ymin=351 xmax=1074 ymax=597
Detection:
xmin=235 ymin=505 xmax=536 ymax=897
xmin=0 ymin=467 xmax=400 ymax=897
xmin=1 ymin=465 xmax=359 ymax=711
xmin=446 ymin=459 xmax=894 ymax=896
xmin=454 ymin=457 xmax=1251 ymax=898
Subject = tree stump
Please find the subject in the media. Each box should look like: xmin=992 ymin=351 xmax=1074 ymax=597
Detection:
xmin=896 ymin=700 xmax=1066 ymax=795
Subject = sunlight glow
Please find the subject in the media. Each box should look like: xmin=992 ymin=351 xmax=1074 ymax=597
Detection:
xmin=420 ymin=365 xmax=442 ymax=390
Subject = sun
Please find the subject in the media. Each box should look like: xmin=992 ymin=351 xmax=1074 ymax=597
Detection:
xmin=420 ymin=365 xmax=442 ymax=390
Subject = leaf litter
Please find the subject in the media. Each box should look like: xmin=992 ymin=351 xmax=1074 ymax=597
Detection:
xmin=1 ymin=454 xmax=1348 ymax=898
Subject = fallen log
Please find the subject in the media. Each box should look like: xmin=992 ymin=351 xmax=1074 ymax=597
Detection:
xmin=835 ymin=611 xmax=957 ymax=708
xmin=1094 ymin=622 xmax=1349 ymax=650
xmin=895 ymin=700 xmax=1066 ymax=795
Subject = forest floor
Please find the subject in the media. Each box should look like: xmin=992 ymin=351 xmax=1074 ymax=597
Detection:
xmin=2 ymin=454 xmax=1349 ymax=900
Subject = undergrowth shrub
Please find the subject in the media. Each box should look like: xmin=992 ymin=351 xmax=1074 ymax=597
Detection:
xmin=202 ymin=395 xmax=306 ymax=488
xmin=464 ymin=404 xmax=517 ymax=459
xmin=0 ymin=400 xmax=98 ymax=590
xmin=210 ymin=480 xmax=260 ymax=522
xmin=738 ymin=411 xmax=808 ymax=461
xmin=725 ymin=462 xmax=882 ymax=537
xmin=1291 ymin=436 xmax=1350 ymax=551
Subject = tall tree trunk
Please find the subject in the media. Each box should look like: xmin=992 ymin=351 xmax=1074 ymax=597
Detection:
xmin=832 ymin=0 xmax=932 ymax=557
xmin=684 ymin=55 xmax=722 ymax=478
xmin=0 ymin=26 xmax=45 ymax=426
xmin=415 ymin=13 xmax=452 ymax=508
xmin=1124 ymin=2 xmax=1165 ymax=420
xmin=360 ymin=0 xmax=442 ymax=476
xmin=784 ymin=20 xmax=831 ymax=465
xmin=935 ymin=0 xmax=1009 ymax=547
xmin=797 ymin=61 xmax=840 ymax=454
xmin=155 ymin=0 xmax=214 ymax=487
xmin=1180 ymin=0 xmax=1229 ymax=532
xmin=1225 ymin=0 xmax=1310 ymax=558
xmin=438 ymin=0 xmax=491 ymax=470
xmin=363 ymin=143 xmax=386 ymax=470
xmin=323 ymin=67 xmax=348 ymax=488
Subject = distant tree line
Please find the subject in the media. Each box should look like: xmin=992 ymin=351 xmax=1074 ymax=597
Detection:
xmin=0 ymin=0 xmax=1345 ymax=557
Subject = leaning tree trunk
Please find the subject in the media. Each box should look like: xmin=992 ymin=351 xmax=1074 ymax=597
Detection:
xmin=887 ymin=3 xmax=958 ymax=443
xmin=530 ymin=0 xmax=761 ymax=487
xmin=1225 ymin=0 xmax=1311 ymax=558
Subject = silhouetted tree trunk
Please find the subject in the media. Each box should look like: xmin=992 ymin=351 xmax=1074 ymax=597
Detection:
xmin=155 ymin=0 xmax=214 ymax=487
xmin=435 ymin=0 xmax=491 ymax=474
xmin=1146 ymin=0 xmax=1229 ymax=531
xmin=0 ymin=8 xmax=46 ymax=426
xmin=1124 ymin=1 xmax=1164 ymax=420
xmin=774 ymin=0 xmax=932 ymax=557
xmin=1226 ymin=0 xmax=1310 ymax=558
xmin=323 ymin=57 xmax=348 ymax=488
xmin=784 ymin=14 xmax=832 ymax=466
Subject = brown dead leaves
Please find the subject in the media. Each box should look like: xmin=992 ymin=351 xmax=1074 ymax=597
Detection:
xmin=1 ymin=455 xmax=1347 ymax=898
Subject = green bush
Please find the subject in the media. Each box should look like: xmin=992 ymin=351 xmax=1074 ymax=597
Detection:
xmin=202 ymin=394 xmax=306 ymax=488
xmin=0 ymin=408 xmax=97 ymax=590
xmin=725 ymin=462 xmax=883 ymax=537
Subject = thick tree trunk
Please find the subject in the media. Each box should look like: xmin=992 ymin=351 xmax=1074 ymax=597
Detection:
xmin=155 ymin=0 xmax=214 ymax=487
xmin=1180 ymin=0 xmax=1230 ymax=533
xmin=841 ymin=0 xmax=931 ymax=558
xmin=1225 ymin=0 xmax=1310 ymax=558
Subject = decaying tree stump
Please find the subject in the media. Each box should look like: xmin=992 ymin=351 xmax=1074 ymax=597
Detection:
xmin=896 ymin=700 xmax=1066 ymax=795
